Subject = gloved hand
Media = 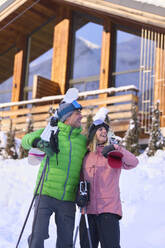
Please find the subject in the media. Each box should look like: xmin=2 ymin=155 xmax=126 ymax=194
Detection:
xmin=76 ymin=194 xmax=89 ymax=208
xmin=107 ymin=150 xmax=123 ymax=168
xmin=76 ymin=181 xmax=90 ymax=208
xmin=102 ymin=144 xmax=115 ymax=158
xmin=32 ymin=138 xmax=54 ymax=157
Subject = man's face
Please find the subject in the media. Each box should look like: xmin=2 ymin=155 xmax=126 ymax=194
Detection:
xmin=65 ymin=110 xmax=82 ymax=128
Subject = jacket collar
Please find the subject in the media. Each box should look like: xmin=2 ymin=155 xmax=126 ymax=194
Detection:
xmin=96 ymin=144 xmax=104 ymax=155
xmin=58 ymin=121 xmax=82 ymax=135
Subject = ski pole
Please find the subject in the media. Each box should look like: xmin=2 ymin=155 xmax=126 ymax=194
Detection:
xmin=84 ymin=207 xmax=92 ymax=248
xmin=28 ymin=156 xmax=49 ymax=248
xmin=73 ymin=207 xmax=82 ymax=248
xmin=15 ymin=156 xmax=49 ymax=248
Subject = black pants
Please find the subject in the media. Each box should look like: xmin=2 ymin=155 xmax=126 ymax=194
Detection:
xmin=79 ymin=213 xmax=121 ymax=248
xmin=28 ymin=195 xmax=76 ymax=248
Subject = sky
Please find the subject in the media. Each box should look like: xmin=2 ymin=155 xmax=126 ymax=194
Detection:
xmin=76 ymin=23 xmax=135 ymax=46
xmin=0 ymin=135 xmax=165 ymax=248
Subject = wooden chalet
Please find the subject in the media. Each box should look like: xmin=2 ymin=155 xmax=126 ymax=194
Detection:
xmin=0 ymin=0 xmax=165 ymax=140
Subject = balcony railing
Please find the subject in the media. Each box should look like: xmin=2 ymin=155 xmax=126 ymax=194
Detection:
xmin=0 ymin=85 xmax=138 ymax=138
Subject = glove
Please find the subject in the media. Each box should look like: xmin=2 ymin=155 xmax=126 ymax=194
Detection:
xmin=102 ymin=144 xmax=115 ymax=158
xmin=32 ymin=138 xmax=54 ymax=157
xmin=107 ymin=150 xmax=123 ymax=168
xmin=76 ymin=194 xmax=88 ymax=208
xmin=76 ymin=181 xmax=90 ymax=208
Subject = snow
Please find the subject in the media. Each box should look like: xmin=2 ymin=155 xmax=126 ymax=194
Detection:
xmin=0 ymin=148 xmax=165 ymax=247
xmin=133 ymin=0 xmax=165 ymax=8
xmin=78 ymin=36 xmax=100 ymax=50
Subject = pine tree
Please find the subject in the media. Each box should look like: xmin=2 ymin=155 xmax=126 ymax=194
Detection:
xmin=83 ymin=108 xmax=94 ymax=136
xmin=122 ymin=104 xmax=140 ymax=155
xmin=19 ymin=116 xmax=34 ymax=159
xmin=4 ymin=119 xmax=18 ymax=159
xmin=48 ymin=105 xmax=55 ymax=117
xmin=146 ymin=101 xmax=165 ymax=156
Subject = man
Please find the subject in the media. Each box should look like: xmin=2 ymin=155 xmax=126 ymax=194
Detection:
xmin=21 ymin=91 xmax=87 ymax=248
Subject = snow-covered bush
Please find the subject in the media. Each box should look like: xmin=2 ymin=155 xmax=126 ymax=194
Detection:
xmin=146 ymin=102 xmax=165 ymax=156
xmin=122 ymin=104 xmax=141 ymax=155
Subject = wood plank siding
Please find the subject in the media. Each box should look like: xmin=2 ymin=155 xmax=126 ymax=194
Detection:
xmin=32 ymin=75 xmax=61 ymax=99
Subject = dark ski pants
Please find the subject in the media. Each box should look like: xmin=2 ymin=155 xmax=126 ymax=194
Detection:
xmin=79 ymin=213 xmax=121 ymax=248
xmin=28 ymin=195 xmax=76 ymax=248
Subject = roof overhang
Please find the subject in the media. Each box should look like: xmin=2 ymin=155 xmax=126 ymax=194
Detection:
xmin=60 ymin=0 xmax=165 ymax=30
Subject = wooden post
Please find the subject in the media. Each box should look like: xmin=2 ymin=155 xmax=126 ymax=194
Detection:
xmin=11 ymin=36 xmax=29 ymax=109
xmin=51 ymin=6 xmax=73 ymax=94
xmin=99 ymin=18 xmax=113 ymax=100
xmin=154 ymin=34 xmax=165 ymax=127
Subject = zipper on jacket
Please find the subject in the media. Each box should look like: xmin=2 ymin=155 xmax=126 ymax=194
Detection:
xmin=61 ymin=128 xmax=73 ymax=200
xmin=93 ymin=154 xmax=99 ymax=214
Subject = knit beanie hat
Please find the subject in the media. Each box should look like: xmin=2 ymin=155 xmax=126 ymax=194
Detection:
xmin=57 ymin=100 xmax=82 ymax=122
xmin=88 ymin=119 xmax=109 ymax=142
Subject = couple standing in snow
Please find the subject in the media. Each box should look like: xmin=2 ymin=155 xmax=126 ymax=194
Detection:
xmin=21 ymin=88 xmax=138 ymax=248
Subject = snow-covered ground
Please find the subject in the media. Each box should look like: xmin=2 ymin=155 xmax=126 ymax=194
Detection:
xmin=0 ymin=149 xmax=165 ymax=248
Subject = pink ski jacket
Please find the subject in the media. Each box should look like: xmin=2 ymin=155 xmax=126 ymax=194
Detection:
xmin=83 ymin=144 xmax=139 ymax=218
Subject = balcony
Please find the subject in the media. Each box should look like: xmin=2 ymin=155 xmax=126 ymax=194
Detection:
xmin=0 ymin=85 xmax=138 ymax=138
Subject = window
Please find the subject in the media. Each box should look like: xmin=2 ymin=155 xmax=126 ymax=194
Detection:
xmin=70 ymin=15 xmax=102 ymax=94
xmin=113 ymin=30 xmax=141 ymax=90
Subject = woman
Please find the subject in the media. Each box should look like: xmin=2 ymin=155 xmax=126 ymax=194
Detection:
xmin=79 ymin=117 xmax=139 ymax=248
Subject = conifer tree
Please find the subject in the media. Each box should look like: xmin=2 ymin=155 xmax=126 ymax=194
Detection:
xmin=48 ymin=105 xmax=55 ymax=117
xmin=4 ymin=119 xmax=18 ymax=159
xmin=84 ymin=108 xmax=94 ymax=136
xmin=122 ymin=104 xmax=140 ymax=155
xmin=146 ymin=101 xmax=165 ymax=156
xmin=19 ymin=116 xmax=34 ymax=159
xmin=105 ymin=114 xmax=120 ymax=144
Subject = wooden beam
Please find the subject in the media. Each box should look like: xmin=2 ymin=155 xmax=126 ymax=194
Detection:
xmin=11 ymin=36 xmax=29 ymax=109
xmin=99 ymin=18 xmax=112 ymax=94
xmin=154 ymin=34 xmax=165 ymax=127
xmin=51 ymin=6 xmax=73 ymax=94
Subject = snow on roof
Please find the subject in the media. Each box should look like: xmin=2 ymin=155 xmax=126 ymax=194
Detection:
xmin=105 ymin=0 xmax=165 ymax=17
xmin=0 ymin=0 xmax=9 ymax=6
xmin=133 ymin=0 xmax=165 ymax=8
xmin=78 ymin=36 xmax=100 ymax=49
xmin=0 ymin=0 xmax=15 ymax=12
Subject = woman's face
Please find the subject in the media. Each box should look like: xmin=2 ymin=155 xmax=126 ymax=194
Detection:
xmin=95 ymin=126 xmax=108 ymax=144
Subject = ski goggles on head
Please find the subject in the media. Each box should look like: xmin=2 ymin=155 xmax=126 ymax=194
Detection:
xmin=88 ymin=120 xmax=109 ymax=141
xmin=93 ymin=119 xmax=104 ymax=126
xmin=72 ymin=100 xmax=82 ymax=110
xmin=92 ymin=119 xmax=109 ymax=132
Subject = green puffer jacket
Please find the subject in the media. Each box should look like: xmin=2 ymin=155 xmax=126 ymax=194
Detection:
xmin=21 ymin=122 xmax=87 ymax=201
